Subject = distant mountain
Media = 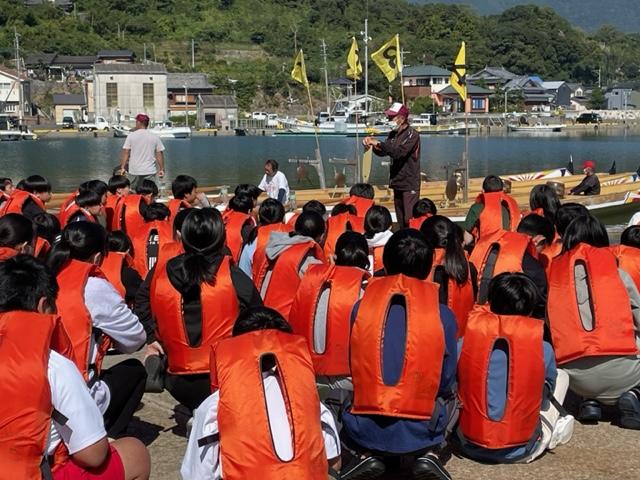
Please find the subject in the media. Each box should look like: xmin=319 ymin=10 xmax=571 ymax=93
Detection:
xmin=414 ymin=0 xmax=640 ymax=32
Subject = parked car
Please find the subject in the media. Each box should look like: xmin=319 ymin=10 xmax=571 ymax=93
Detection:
xmin=576 ymin=113 xmax=602 ymax=124
xmin=61 ymin=116 xmax=75 ymax=129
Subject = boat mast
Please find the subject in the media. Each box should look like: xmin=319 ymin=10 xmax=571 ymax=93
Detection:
xmin=14 ymin=28 xmax=22 ymax=127
xmin=321 ymin=39 xmax=330 ymax=114
xmin=362 ymin=18 xmax=369 ymax=115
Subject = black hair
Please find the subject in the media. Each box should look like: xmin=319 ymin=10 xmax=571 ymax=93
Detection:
xmin=562 ymin=215 xmax=609 ymax=252
xmin=555 ymin=203 xmax=589 ymax=237
xmin=482 ymin=175 xmax=503 ymax=193
xmin=488 ymin=272 xmax=539 ymax=316
xmin=23 ymin=175 xmax=52 ymax=194
xmin=173 ymin=208 xmax=191 ymax=235
xmin=136 ymin=179 xmax=158 ymax=196
xmin=143 ymin=202 xmax=170 ymax=222
xmin=32 ymin=213 xmax=61 ymax=244
xmin=75 ymin=189 xmax=103 ymax=208
xmin=107 ymin=230 xmax=132 ymax=253
xmin=335 ymin=231 xmax=370 ymax=270
xmin=293 ymin=211 xmax=325 ymax=241
xmin=529 ymin=184 xmax=560 ymax=222
xmin=383 ymin=229 xmax=432 ymax=279
xmin=412 ymin=198 xmax=437 ymax=217
xmin=258 ymin=198 xmax=285 ymax=225
xmin=0 ymin=213 xmax=35 ymax=248
xmin=517 ymin=214 xmax=555 ymax=246
xmin=364 ymin=205 xmax=392 ymax=239
xmin=228 ymin=194 xmax=253 ymax=214
xmin=349 ymin=183 xmax=375 ymax=200
xmin=331 ymin=203 xmax=357 ymax=216
xmin=16 ymin=179 xmax=25 ymax=190
xmin=172 ymin=175 xmax=197 ymax=200
xmin=108 ymin=175 xmax=130 ymax=194
xmin=0 ymin=177 xmax=12 ymax=191
xmin=621 ymin=225 xmax=640 ymax=248
xmin=0 ymin=254 xmax=58 ymax=312
xmin=79 ymin=179 xmax=108 ymax=198
xmin=180 ymin=208 xmax=226 ymax=287
xmin=232 ymin=306 xmax=293 ymax=337
xmin=265 ymin=159 xmax=279 ymax=172
xmin=420 ymin=215 xmax=468 ymax=284
xmin=235 ymin=183 xmax=262 ymax=200
xmin=302 ymin=200 xmax=326 ymax=216
xmin=47 ymin=221 xmax=107 ymax=276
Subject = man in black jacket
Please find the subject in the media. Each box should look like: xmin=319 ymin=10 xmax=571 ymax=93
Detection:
xmin=363 ymin=103 xmax=421 ymax=228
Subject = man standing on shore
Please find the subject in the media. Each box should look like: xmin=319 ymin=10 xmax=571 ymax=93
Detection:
xmin=363 ymin=103 xmax=421 ymax=228
xmin=118 ymin=113 xmax=165 ymax=191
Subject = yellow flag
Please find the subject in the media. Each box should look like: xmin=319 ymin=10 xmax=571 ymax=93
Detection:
xmin=346 ymin=37 xmax=362 ymax=80
xmin=291 ymin=49 xmax=309 ymax=88
xmin=450 ymin=41 xmax=467 ymax=102
xmin=371 ymin=34 xmax=401 ymax=82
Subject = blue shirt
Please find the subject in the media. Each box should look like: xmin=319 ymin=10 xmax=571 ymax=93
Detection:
xmin=342 ymin=302 xmax=458 ymax=454
xmin=238 ymin=239 xmax=256 ymax=279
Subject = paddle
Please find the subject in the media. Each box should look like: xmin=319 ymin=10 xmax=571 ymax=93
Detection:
xmin=362 ymin=148 xmax=373 ymax=183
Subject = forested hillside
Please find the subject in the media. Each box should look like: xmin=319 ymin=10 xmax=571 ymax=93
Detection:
xmin=1 ymin=1 xmax=640 ymax=109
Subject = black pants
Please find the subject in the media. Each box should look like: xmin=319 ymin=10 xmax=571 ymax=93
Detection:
xmin=165 ymin=373 xmax=211 ymax=411
xmin=393 ymin=189 xmax=419 ymax=228
xmin=101 ymin=358 xmax=147 ymax=437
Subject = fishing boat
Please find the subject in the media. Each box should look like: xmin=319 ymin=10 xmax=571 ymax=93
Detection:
xmin=112 ymin=122 xmax=192 ymax=139
xmin=0 ymin=129 xmax=37 ymax=141
xmin=507 ymin=123 xmax=565 ymax=133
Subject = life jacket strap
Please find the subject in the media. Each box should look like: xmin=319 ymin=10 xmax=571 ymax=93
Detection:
xmin=197 ymin=433 xmax=220 ymax=448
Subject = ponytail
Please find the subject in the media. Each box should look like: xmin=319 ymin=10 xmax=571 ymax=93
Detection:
xmin=179 ymin=208 xmax=226 ymax=288
xmin=420 ymin=215 xmax=468 ymax=285
xmin=47 ymin=222 xmax=106 ymax=276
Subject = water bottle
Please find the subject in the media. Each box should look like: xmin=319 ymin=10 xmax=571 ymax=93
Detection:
xmin=159 ymin=178 xmax=167 ymax=199
xmin=220 ymin=186 xmax=229 ymax=206
xmin=289 ymin=190 xmax=297 ymax=211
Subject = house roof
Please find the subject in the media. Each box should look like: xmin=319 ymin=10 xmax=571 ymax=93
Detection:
xmin=54 ymin=55 xmax=97 ymax=66
xmin=167 ymin=73 xmax=214 ymax=90
xmin=402 ymin=65 xmax=451 ymax=77
xmin=94 ymin=63 xmax=166 ymax=75
xmin=24 ymin=53 xmax=57 ymax=67
xmin=523 ymin=93 xmax=555 ymax=102
xmin=97 ymin=50 xmax=135 ymax=58
xmin=541 ymin=81 xmax=567 ymax=90
xmin=329 ymin=77 xmax=353 ymax=86
xmin=439 ymin=84 xmax=492 ymax=95
xmin=468 ymin=66 xmax=518 ymax=81
xmin=199 ymin=94 xmax=237 ymax=108
xmin=504 ymin=76 xmax=542 ymax=91
xmin=0 ymin=64 xmax=27 ymax=80
xmin=334 ymin=94 xmax=385 ymax=103
xmin=52 ymin=94 xmax=86 ymax=106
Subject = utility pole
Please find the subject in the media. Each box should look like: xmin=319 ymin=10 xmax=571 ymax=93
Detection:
xmin=143 ymin=43 xmax=147 ymax=62
xmin=361 ymin=18 xmax=370 ymax=114
xmin=191 ymin=39 xmax=195 ymax=69
xmin=14 ymin=28 xmax=22 ymax=127
xmin=184 ymin=85 xmax=189 ymax=127
xmin=320 ymin=39 xmax=330 ymax=114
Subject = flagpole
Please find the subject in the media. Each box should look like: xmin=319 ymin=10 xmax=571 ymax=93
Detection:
xmin=306 ymin=85 xmax=326 ymax=190
xmin=463 ymin=89 xmax=469 ymax=203
xmin=354 ymin=79 xmax=361 ymax=183
xmin=399 ymin=35 xmax=405 ymax=104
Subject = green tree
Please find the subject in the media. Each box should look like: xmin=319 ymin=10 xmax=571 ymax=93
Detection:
xmin=589 ymin=88 xmax=607 ymax=109
xmin=411 ymin=96 xmax=440 ymax=114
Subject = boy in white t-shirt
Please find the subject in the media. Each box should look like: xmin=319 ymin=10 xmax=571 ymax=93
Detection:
xmin=258 ymin=159 xmax=290 ymax=203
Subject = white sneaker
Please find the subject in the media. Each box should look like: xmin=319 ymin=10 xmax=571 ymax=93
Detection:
xmin=549 ymin=414 xmax=575 ymax=450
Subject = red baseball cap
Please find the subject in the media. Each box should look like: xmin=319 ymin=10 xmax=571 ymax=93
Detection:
xmin=135 ymin=113 xmax=150 ymax=123
xmin=384 ymin=102 xmax=409 ymax=118
xmin=583 ymin=160 xmax=595 ymax=169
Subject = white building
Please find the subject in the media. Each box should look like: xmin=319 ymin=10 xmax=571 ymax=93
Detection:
xmin=0 ymin=65 xmax=30 ymax=118
xmin=93 ymin=63 xmax=167 ymax=124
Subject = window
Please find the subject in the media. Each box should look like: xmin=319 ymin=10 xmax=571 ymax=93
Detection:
xmin=143 ymin=83 xmax=154 ymax=109
xmin=106 ymin=82 xmax=118 ymax=108
xmin=0 ymin=82 xmax=10 ymax=89
xmin=472 ymin=98 xmax=486 ymax=110
xmin=3 ymin=104 xmax=16 ymax=112
xmin=432 ymin=77 xmax=443 ymax=85
xmin=416 ymin=78 xmax=430 ymax=87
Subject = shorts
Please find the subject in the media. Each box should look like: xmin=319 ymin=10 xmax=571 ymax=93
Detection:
xmin=53 ymin=445 xmax=124 ymax=480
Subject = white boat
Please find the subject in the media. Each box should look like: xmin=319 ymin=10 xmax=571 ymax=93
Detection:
xmin=112 ymin=122 xmax=192 ymax=139
xmin=0 ymin=129 xmax=37 ymax=141
xmin=508 ymin=123 xmax=565 ymax=133
xmin=280 ymin=114 xmax=391 ymax=136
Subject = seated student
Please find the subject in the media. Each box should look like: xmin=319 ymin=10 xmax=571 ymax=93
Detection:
xmin=289 ymin=231 xmax=370 ymax=394
xmin=102 ymin=231 xmax=143 ymax=307
xmin=547 ymin=215 xmax=640 ymax=428
xmin=222 ymin=193 xmax=256 ymax=263
xmin=286 ymin=198 xmax=327 ymax=228
xmin=137 ymin=208 xmax=262 ymax=410
xmin=169 ymin=174 xmax=211 ymax=218
xmin=47 ymin=222 xmax=147 ymax=436
xmin=130 ymin=202 xmax=173 ymax=278
xmin=63 ymin=189 xmax=102 ymax=226
xmin=342 ymin=182 xmax=375 ymax=217
xmin=364 ymin=205 xmax=393 ymax=275
xmin=256 ymin=211 xmax=325 ymax=320
xmin=341 ymin=229 xmax=458 ymax=480
xmin=540 ymin=202 xmax=590 ymax=275
xmin=114 ymin=179 xmax=157 ymax=234
xmin=106 ymin=175 xmax=131 ymax=231
xmin=528 ymin=184 xmax=560 ymax=224
xmin=238 ymin=198 xmax=290 ymax=279
xmin=0 ymin=176 xmax=14 ymax=208
xmin=612 ymin=225 xmax=640 ymax=293
xmin=323 ymin=203 xmax=365 ymax=261
xmin=181 ymin=306 xmax=341 ymax=480
xmin=0 ymin=255 xmax=150 ymax=480
xmin=234 ymin=183 xmax=262 ymax=210
xmin=32 ymin=212 xmax=61 ymax=259
xmin=421 ymin=215 xmax=476 ymax=337
xmin=464 ymin=175 xmax=521 ymax=240
xmin=0 ymin=213 xmax=35 ymax=260
xmin=457 ymin=273 xmax=573 ymax=463
xmin=409 ymin=197 xmax=437 ymax=230
xmin=0 ymin=174 xmax=52 ymax=220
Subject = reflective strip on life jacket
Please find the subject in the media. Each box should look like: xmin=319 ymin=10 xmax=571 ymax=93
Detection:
xmin=475 ymin=192 xmax=521 ymax=239
xmin=130 ymin=219 xmax=174 ymax=278
xmin=323 ymin=213 xmax=365 ymax=261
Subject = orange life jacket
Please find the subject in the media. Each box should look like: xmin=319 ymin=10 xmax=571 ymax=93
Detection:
xmin=158 ymin=240 xmax=184 ymax=267
xmin=34 ymin=237 xmax=51 ymax=259
xmin=611 ymin=244 xmax=640 ymax=294
xmin=258 ymin=241 xmax=324 ymax=320
xmin=539 ymin=239 xmax=562 ymax=278
xmin=55 ymin=260 xmax=111 ymax=380
xmin=101 ymin=252 xmax=132 ymax=298
xmin=151 ymin=256 xmax=239 ymax=374
xmin=251 ymin=223 xmax=291 ymax=282
xmin=350 ymin=274 xmax=445 ymax=419
xmin=130 ymin=219 xmax=174 ymax=278
xmin=114 ymin=194 xmax=148 ymax=234
xmin=167 ymin=198 xmax=191 ymax=220
xmin=431 ymin=248 xmax=475 ymax=337
xmin=104 ymin=194 xmax=123 ymax=231
xmin=289 ymin=263 xmax=369 ymax=376
xmin=0 ymin=246 xmax=18 ymax=260
xmin=60 ymin=203 xmax=97 ymax=227
xmin=370 ymin=245 xmax=384 ymax=273
xmin=210 ymin=330 xmax=328 ymax=479
xmin=548 ymin=244 xmax=638 ymax=364
xmin=408 ymin=214 xmax=432 ymax=230
xmin=469 ymin=231 xmax=532 ymax=303
xmin=0 ymin=189 xmax=45 ymax=216
xmin=286 ymin=212 xmax=300 ymax=228
xmin=458 ymin=305 xmax=545 ymax=449
xmin=343 ymin=195 xmax=374 ymax=217
xmin=323 ymin=213 xmax=365 ymax=261
xmin=223 ymin=210 xmax=255 ymax=263
xmin=475 ymin=192 xmax=521 ymax=238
